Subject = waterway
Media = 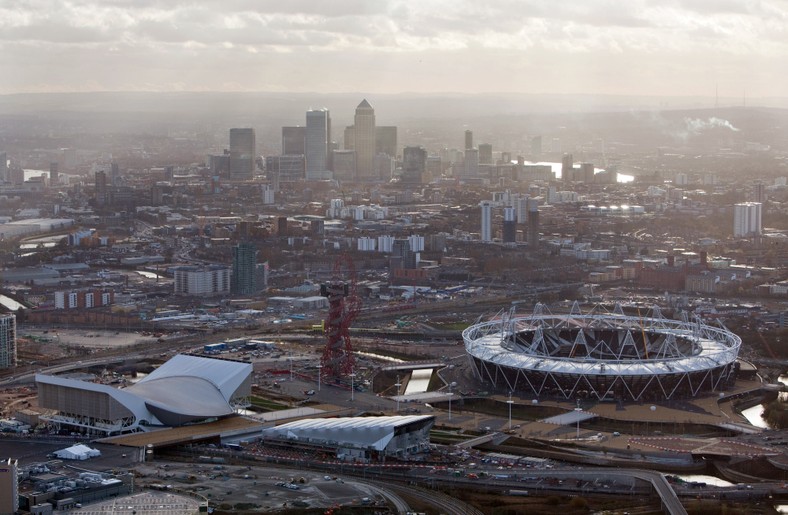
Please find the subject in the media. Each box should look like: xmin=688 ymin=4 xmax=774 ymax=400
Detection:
xmin=355 ymin=351 xmax=404 ymax=363
xmin=739 ymin=374 xmax=788 ymax=428
xmin=136 ymin=271 xmax=165 ymax=279
xmin=522 ymin=161 xmax=634 ymax=183
xmin=404 ymin=369 xmax=433 ymax=395
xmin=674 ymin=474 xmax=733 ymax=487
xmin=23 ymin=169 xmax=80 ymax=181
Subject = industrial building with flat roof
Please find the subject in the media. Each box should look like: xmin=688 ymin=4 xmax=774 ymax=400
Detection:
xmin=36 ymin=354 xmax=252 ymax=435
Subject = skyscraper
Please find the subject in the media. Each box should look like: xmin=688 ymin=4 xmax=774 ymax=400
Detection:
xmin=306 ymin=109 xmax=331 ymax=180
xmin=0 ymin=314 xmax=16 ymax=369
xmin=375 ymin=126 xmax=398 ymax=158
xmin=354 ymin=99 xmax=376 ymax=182
xmin=282 ymin=126 xmax=306 ymax=155
xmin=95 ymin=170 xmax=108 ymax=206
xmin=402 ymin=146 xmax=427 ymax=186
xmin=733 ymin=202 xmax=762 ymax=237
xmin=229 ymin=128 xmax=256 ymax=180
xmin=332 ymin=150 xmax=356 ymax=183
xmin=478 ymin=143 xmax=493 ymax=165
xmin=0 ymin=152 xmax=7 ymax=182
xmin=465 ymin=130 xmax=473 ymax=150
xmin=561 ymin=153 xmax=573 ymax=182
xmin=49 ymin=161 xmax=59 ymax=185
xmin=464 ymin=148 xmax=479 ymax=179
xmin=503 ymin=206 xmax=517 ymax=243
xmin=580 ymin=162 xmax=595 ymax=183
xmin=754 ymin=182 xmax=767 ymax=203
xmin=480 ymin=201 xmax=493 ymax=242
xmin=527 ymin=198 xmax=540 ymax=247
xmin=231 ymin=242 xmax=258 ymax=295
xmin=530 ymin=136 xmax=542 ymax=159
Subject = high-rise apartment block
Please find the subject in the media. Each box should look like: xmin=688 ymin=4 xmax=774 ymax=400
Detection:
xmin=733 ymin=202 xmax=762 ymax=238
xmin=229 ymin=128 xmax=256 ymax=180
xmin=0 ymin=315 xmax=15 ymax=369
xmin=0 ymin=152 xmax=7 ymax=182
xmin=306 ymin=109 xmax=331 ymax=180
xmin=231 ymin=242 xmax=258 ymax=295
xmin=480 ymin=201 xmax=493 ymax=242
xmin=174 ymin=265 xmax=231 ymax=296
xmin=0 ymin=458 xmax=18 ymax=514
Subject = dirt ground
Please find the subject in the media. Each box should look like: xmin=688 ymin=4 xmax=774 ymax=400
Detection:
xmin=19 ymin=327 xmax=159 ymax=350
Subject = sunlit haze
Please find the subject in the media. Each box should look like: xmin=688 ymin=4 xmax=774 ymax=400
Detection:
xmin=2 ymin=0 xmax=788 ymax=101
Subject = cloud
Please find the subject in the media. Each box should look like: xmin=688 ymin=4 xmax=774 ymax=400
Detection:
xmin=1 ymin=0 xmax=787 ymax=95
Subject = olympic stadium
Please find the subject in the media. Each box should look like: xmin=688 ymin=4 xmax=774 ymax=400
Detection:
xmin=463 ymin=304 xmax=741 ymax=401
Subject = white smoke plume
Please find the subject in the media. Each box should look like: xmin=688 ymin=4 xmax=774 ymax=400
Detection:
xmin=683 ymin=117 xmax=740 ymax=133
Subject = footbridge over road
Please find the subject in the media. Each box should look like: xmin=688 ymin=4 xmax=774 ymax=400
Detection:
xmin=380 ymin=361 xmax=445 ymax=372
xmin=454 ymin=432 xmax=509 ymax=449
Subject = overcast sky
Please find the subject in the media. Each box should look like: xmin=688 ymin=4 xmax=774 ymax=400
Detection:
xmin=2 ymin=0 xmax=787 ymax=99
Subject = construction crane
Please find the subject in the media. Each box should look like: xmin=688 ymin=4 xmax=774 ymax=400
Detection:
xmin=320 ymin=255 xmax=360 ymax=380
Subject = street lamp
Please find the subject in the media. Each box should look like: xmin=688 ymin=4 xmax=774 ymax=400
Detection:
xmin=394 ymin=375 xmax=402 ymax=412
xmin=317 ymin=364 xmax=322 ymax=392
xmin=350 ymin=370 xmax=356 ymax=402
xmin=448 ymin=382 xmax=456 ymax=422
xmin=506 ymin=392 xmax=514 ymax=431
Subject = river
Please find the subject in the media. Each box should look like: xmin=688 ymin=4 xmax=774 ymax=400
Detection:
xmin=739 ymin=374 xmax=788 ymax=428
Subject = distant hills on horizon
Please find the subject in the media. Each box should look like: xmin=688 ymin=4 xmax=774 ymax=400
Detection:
xmin=1 ymin=91 xmax=786 ymax=121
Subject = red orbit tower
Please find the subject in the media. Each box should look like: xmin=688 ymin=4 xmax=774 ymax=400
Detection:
xmin=320 ymin=256 xmax=360 ymax=380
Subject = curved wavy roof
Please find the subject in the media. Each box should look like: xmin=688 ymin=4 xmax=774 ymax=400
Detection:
xmin=127 ymin=376 xmax=235 ymax=426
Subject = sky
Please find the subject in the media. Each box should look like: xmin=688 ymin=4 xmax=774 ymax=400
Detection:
xmin=2 ymin=0 xmax=787 ymax=99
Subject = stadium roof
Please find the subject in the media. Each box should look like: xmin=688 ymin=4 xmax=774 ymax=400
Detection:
xmin=263 ymin=415 xmax=434 ymax=451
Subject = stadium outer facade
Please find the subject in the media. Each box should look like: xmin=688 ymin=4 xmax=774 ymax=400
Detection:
xmin=463 ymin=303 xmax=741 ymax=402
xmin=36 ymin=354 xmax=252 ymax=436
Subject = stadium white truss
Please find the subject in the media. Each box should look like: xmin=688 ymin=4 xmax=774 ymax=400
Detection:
xmin=463 ymin=303 xmax=742 ymax=401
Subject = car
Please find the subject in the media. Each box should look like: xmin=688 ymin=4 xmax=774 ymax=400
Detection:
xmin=612 ymin=431 xmax=621 ymax=437
xmin=305 ymin=390 xmax=316 ymax=395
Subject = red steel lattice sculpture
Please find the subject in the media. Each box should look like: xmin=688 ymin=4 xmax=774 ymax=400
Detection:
xmin=320 ymin=255 xmax=360 ymax=380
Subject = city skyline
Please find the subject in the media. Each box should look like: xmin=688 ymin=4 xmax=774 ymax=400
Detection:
xmin=1 ymin=1 xmax=787 ymax=102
